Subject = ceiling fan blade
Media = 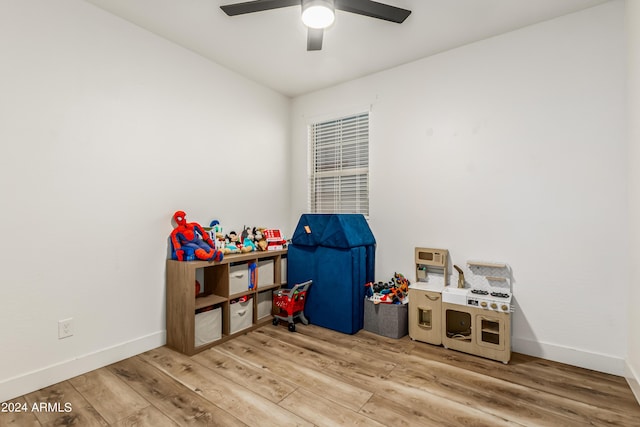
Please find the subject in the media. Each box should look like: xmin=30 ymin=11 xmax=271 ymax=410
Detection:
xmin=220 ymin=0 xmax=300 ymax=16
xmin=307 ymin=28 xmax=324 ymax=51
xmin=334 ymin=0 xmax=411 ymax=23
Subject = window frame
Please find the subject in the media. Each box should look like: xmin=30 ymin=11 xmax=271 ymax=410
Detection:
xmin=307 ymin=110 xmax=370 ymax=217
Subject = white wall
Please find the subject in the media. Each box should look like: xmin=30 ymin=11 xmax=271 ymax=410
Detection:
xmin=626 ymin=0 xmax=640 ymax=400
xmin=0 ymin=0 xmax=290 ymax=401
xmin=291 ymin=1 xmax=628 ymax=374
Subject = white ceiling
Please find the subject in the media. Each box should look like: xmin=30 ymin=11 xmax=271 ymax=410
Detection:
xmin=83 ymin=0 xmax=609 ymax=97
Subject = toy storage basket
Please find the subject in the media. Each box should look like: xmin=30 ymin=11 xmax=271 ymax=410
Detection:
xmin=272 ymin=280 xmax=312 ymax=332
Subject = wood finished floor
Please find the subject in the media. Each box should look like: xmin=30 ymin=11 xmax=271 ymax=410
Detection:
xmin=2 ymin=323 xmax=639 ymax=426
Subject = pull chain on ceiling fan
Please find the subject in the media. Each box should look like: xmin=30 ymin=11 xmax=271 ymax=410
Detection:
xmin=220 ymin=0 xmax=411 ymax=51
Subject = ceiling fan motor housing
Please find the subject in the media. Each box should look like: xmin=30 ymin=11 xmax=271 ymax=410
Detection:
xmin=301 ymin=0 xmax=335 ymax=29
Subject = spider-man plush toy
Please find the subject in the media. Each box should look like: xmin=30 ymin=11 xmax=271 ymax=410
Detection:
xmin=170 ymin=211 xmax=223 ymax=262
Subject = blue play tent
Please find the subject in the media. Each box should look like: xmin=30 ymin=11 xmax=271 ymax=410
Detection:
xmin=287 ymin=214 xmax=376 ymax=334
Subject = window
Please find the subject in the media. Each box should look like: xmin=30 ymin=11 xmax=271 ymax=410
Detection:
xmin=308 ymin=111 xmax=369 ymax=216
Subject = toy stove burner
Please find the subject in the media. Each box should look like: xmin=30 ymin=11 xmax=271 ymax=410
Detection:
xmin=467 ymin=290 xmax=513 ymax=312
xmin=470 ymin=289 xmax=489 ymax=295
xmin=490 ymin=292 xmax=510 ymax=298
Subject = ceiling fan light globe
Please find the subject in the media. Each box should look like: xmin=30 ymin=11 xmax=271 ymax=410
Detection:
xmin=301 ymin=1 xmax=335 ymax=29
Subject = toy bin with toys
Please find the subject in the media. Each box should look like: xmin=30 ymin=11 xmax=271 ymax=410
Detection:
xmin=363 ymin=300 xmax=408 ymax=339
xmin=363 ymin=273 xmax=411 ymax=339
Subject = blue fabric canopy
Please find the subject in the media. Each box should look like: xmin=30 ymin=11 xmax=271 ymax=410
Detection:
xmin=291 ymin=214 xmax=377 ymax=248
xmin=288 ymin=214 xmax=376 ymax=334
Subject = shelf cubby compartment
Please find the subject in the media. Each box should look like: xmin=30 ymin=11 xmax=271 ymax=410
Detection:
xmin=281 ymin=255 xmax=287 ymax=285
xmin=194 ymin=304 xmax=222 ymax=347
xmin=166 ymin=249 xmax=287 ymax=356
xmin=195 ymin=294 xmax=226 ymax=311
xmin=256 ymin=289 xmax=274 ymax=320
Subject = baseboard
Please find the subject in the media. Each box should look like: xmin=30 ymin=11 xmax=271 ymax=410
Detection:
xmin=625 ymin=360 xmax=640 ymax=405
xmin=0 ymin=330 xmax=165 ymax=403
xmin=512 ymin=337 xmax=625 ymax=376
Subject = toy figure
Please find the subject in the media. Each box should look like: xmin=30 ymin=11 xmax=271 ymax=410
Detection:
xmin=253 ymin=227 xmax=268 ymax=251
xmin=170 ymin=211 xmax=223 ymax=262
xmin=248 ymin=262 xmax=257 ymax=290
xmin=224 ymin=231 xmax=242 ymax=254
xmin=241 ymin=227 xmax=257 ymax=252
xmin=208 ymin=220 xmax=226 ymax=250
xmin=366 ymin=273 xmax=411 ymax=304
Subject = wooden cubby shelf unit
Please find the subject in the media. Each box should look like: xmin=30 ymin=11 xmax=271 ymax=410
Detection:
xmin=166 ymin=249 xmax=287 ymax=356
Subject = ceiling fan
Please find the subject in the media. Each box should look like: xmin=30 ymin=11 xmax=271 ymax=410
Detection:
xmin=220 ymin=0 xmax=411 ymax=51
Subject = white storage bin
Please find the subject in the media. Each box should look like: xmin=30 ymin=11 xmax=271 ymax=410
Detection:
xmin=194 ymin=307 xmax=222 ymax=346
xmin=229 ymin=263 xmax=250 ymax=295
xmin=229 ymin=297 xmax=253 ymax=334
xmin=257 ymin=259 xmax=274 ymax=287
xmin=257 ymin=290 xmax=273 ymax=319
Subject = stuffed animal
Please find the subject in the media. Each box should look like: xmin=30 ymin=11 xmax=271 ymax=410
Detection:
xmin=253 ymin=227 xmax=268 ymax=251
xmin=208 ymin=220 xmax=226 ymax=250
xmin=170 ymin=211 xmax=223 ymax=262
xmin=224 ymin=231 xmax=242 ymax=254
xmin=241 ymin=226 xmax=257 ymax=252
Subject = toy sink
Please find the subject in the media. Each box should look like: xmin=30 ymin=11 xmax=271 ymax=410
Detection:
xmin=442 ymin=287 xmax=470 ymax=306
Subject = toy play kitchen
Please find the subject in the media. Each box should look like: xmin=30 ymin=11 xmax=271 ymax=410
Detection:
xmin=409 ymin=247 xmax=513 ymax=363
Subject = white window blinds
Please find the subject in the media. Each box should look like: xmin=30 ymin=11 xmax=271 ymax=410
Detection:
xmin=309 ymin=112 xmax=369 ymax=216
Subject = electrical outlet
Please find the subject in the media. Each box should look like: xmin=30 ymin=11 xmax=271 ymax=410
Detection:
xmin=58 ymin=318 xmax=73 ymax=339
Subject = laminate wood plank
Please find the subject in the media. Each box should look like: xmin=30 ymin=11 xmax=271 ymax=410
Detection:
xmin=244 ymin=327 xmax=401 ymax=397
xmin=256 ymin=326 xmax=397 ymax=374
xmin=507 ymin=353 xmax=640 ymax=408
xmin=405 ymin=330 xmax=640 ymax=416
xmin=23 ymin=380 xmax=108 ymax=427
xmin=359 ymin=392 xmax=520 ymax=427
xmin=278 ymin=387 xmax=385 ymax=427
xmin=241 ymin=328 xmax=333 ymax=371
xmin=109 ymin=356 xmax=245 ymax=427
xmin=337 ymin=330 xmax=637 ymax=426
xmin=158 ymin=393 xmax=246 ymax=426
xmin=140 ymin=346 xmax=311 ymax=427
xmin=391 ymin=362 xmax=634 ymax=427
xmin=360 ymin=340 xmax=557 ymax=425
xmin=409 ymin=338 xmax=640 ymax=412
xmin=218 ymin=336 xmax=373 ymax=412
xmin=109 ymin=357 xmax=191 ymax=401
xmin=363 ymin=328 xmax=640 ymax=425
xmin=192 ymin=347 xmax=297 ymax=403
xmin=241 ymin=326 xmax=402 ymax=392
xmin=68 ymin=368 xmax=149 ymax=425
xmin=7 ymin=324 xmax=639 ymax=426
xmin=260 ymin=327 xmax=522 ymax=426
xmin=111 ymin=406 xmax=179 ymax=427
xmin=297 ymin=323 xmax=417 ymax=355
xmin=0 ymin=397 xmax=41 ymax=427
xmin=381 ymin=328 xmax=621 ymax=402
xmin=292 ymin=325 xmax=640 ymax=426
